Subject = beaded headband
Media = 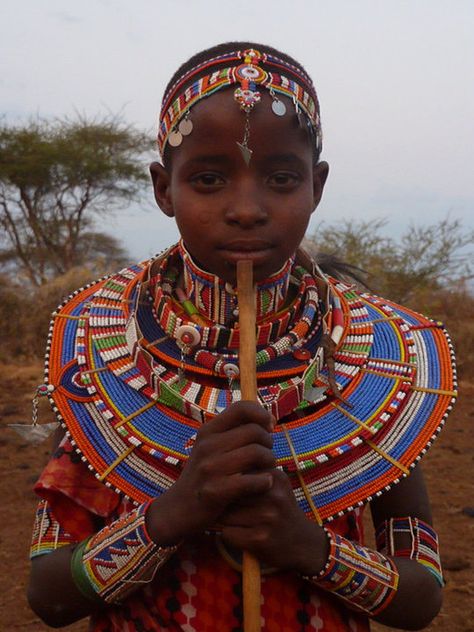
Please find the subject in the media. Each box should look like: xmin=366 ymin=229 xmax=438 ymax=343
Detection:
xmin=158 ymin=49 xmax=322 ymax=164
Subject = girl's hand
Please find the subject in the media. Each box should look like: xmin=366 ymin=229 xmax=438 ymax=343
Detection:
xmin=146 ymin=401 xmax=276 ymax=545
xmin=219 ymin=469 xmax=330 ymax=576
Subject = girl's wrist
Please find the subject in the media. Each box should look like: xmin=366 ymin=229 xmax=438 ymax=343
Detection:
xmin=145 ymin=492 xmax=193 ymax=547
xmin=71 ymin=502 xmax=180 ymax=604
xmin=295 ymin=523 xmax=331 ymax=577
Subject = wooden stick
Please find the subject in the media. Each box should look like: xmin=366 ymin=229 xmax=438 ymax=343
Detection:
xmin=236 ymin=260 xmax=261 ymax=632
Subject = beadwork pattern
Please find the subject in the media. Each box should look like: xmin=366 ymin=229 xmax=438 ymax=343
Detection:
xmin=30 ymin=499 xmax=75 ymax=558
xmin=180 ymin=241 xmax=293 ymax=325
xmin=44 ymin=247 xmax=457 ymax=521
xmin=158 ymin=48 xmax=322 ymax=156
xmin=308 ymin=529 xmax=399 ymax=616
xmin=79 ymin=502 xmax=178 ymax=603
xmin=376 ymin=516 xmax=444 ymax=587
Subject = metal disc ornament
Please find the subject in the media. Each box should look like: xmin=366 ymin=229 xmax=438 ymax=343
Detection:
xmin=272 ymin=99 xmax=287 ymax=116
xmin=168 ymin=130 xmax=183 ymax=147
xmin=178 ymin=118 xmax=193 ymax=136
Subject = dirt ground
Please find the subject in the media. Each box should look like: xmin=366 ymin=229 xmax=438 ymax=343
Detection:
xmin=0 ymin=362 xmax=472 ymax=632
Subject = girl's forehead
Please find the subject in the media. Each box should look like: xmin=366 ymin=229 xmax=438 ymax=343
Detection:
xmin=169 ymin=91 xmax=314 ymax=167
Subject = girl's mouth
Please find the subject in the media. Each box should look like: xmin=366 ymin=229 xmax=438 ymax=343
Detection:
xmin=218 ymin=241 xmax=274 ymax=264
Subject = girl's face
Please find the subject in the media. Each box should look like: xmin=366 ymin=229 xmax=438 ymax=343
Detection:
xmin=151 ymin=90 xmax=328 ymax=283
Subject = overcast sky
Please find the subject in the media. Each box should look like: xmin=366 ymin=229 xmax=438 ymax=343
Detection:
xmin=1 ymin=0 xmax=473 ymax=260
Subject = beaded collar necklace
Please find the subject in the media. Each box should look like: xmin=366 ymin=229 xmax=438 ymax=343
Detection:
xmin=133 ymin=246 xmax=331 ymax=421
xmin=35 ymin=245 xmax=457 ymax=519
xmin=179 ymin=240 xmax=293 ymax=326
xmin=148 ymin=244 xmax=319 ymax=354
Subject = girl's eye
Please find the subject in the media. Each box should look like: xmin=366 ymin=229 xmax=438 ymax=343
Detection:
xmin=267 ymin=171 xmax=301 ymax=188
xmin=190 ymin=172 xmax=225 ymax=188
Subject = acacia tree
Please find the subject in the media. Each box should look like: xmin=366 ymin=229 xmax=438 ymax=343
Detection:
xmin=0 ymin=116 xmax=153 ymax=285
xmin=305 ymin=217 xmax=474 ymax=304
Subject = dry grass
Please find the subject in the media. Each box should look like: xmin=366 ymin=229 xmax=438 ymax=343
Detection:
xmin=0 ymin=267 xmax=100 ymax=360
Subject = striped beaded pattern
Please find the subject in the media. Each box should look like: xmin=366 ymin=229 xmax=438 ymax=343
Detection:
xmin=81 ymin=501 xmax=177 ymax=603
xmin=30 ymin=499 xmax=76 ymax=558
xmin=161 ymin=49 xmax=315 ymax=113
xmin=310 ymin=529 xmax=399 ymax=615
xmin=181 ymin=241 xmax=293 ymax=325
xmin=376 ymin=516 xmax=444 ymax=587
xmin=157 ymin=48 xmax=321 ymax=156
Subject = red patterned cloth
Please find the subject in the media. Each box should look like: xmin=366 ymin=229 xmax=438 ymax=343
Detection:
xmin=33 ymin=436 xmax=369 ymax=632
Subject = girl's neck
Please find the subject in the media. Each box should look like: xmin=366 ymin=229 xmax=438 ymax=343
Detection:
xmin=179 ymin=240 xmax=293 ymax=325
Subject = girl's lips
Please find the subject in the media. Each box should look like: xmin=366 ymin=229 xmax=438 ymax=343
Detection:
xmin=218 ymin=242 xmax=274 ymax=264
xmin=220 ymin=248 xmax=273 ymax=263
xmin=219 ymin=240 xmax=273 ymax=251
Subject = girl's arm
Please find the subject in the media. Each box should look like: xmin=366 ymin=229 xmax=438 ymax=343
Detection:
xmin=28 ymin=401 xmax=275 ymax=627
xmin=368 ymin=465 xmax=442 ymax=630
xmin=27 ymin=485 xmax=202 ymax=628
xmin=29 ymin=543 xmax=99 ymax=627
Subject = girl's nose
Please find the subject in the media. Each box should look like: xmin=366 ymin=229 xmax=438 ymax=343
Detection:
xmin=224 ymin=182 xmax=268 ymax=228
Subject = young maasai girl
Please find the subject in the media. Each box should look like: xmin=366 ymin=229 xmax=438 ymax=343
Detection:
xmin=27 ymin=42 xmax=456 ymax=631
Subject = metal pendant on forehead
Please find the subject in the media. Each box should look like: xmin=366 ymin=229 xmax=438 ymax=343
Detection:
xmin=168 ymin=130 xmax=183 ymax=147
xmin=237 ymin=142 xmax=253 ymax=166
xmin=271 ymin=99 xmax=287 ymax=116
xmin=178 ymin=118 xmax=193 ymax=136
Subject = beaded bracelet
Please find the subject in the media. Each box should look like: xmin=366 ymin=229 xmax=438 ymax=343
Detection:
xmin=303 ymin=528 xmax=399 ymax=616
xmin=70 ymin=501 xmax=179 ymax=604
xmin=376 ymin=516 xmax=444 ymax=587
xmin=30 ymin=499 xmax=76 ymax=559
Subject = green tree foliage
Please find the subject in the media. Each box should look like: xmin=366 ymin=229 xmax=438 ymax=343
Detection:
xmin=0 ymin=116 xmax=153 ymax=285
xmin=305 ymin=217 xmax=474 ymax=304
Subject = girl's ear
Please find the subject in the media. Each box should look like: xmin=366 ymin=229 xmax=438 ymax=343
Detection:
xmin=312 ymin=161 xmax=329 ymax=210
xmin=150 ymin=162 xmax=174 ymax=217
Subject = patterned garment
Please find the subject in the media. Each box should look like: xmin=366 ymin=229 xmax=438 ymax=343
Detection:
xmin=32 ymin=435 xmax=369 ymax=632
xmin=89 ymin=536 xmax=369 ymax=631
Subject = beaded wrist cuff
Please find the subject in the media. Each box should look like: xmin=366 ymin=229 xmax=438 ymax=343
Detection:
xmin=30 ymin=499 xmax=76 ymax=559
xmin=376 ymin=516 xmax=444 ymax=587
xmin=304 ymin=528 xmax=399 ymax=616
xmin=71 ymin=502 xmax=179 ymax=604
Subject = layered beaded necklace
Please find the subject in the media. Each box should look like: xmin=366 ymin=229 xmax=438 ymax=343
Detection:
xmin=130 ymin=243 xmax=334 ymax=421
xmin=180 ymin=241 xmax=293 ymax=326
xmin=147 ymin=243 xmax=323 ymax=371
xmin=39 ymin=243 xmax=458 ymax=518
